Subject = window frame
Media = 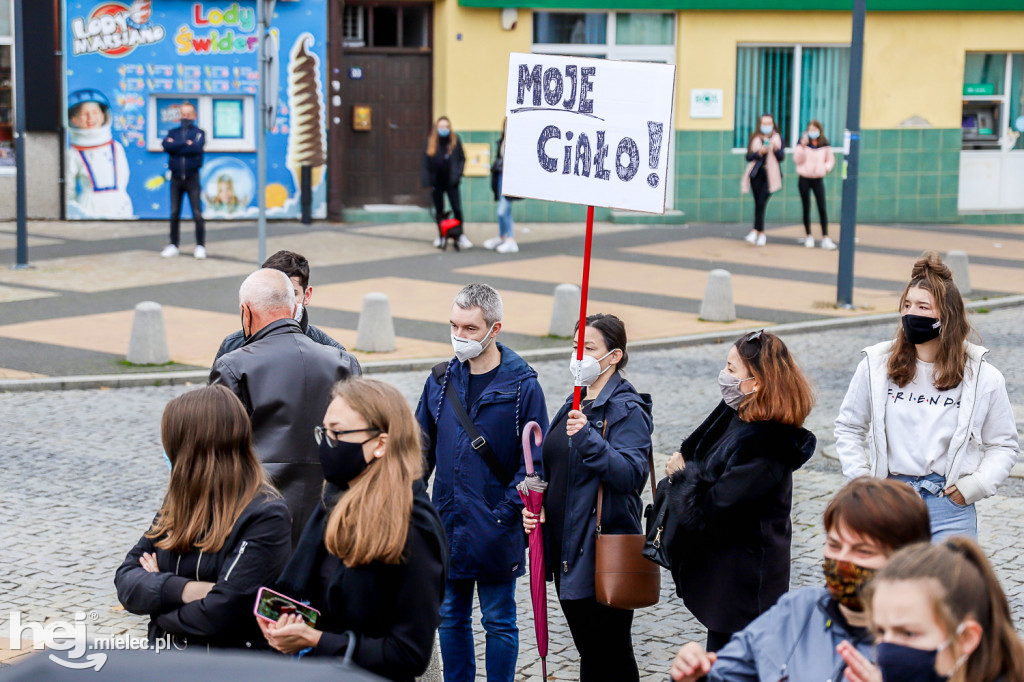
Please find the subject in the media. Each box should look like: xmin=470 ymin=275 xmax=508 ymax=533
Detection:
xmin=732 ymin=41 xmax=851 ymax=153
xmin=341 ymin=2 xmax=433 ymax=53
xmin=961 ymin=52 xmax=1021 ymax=151
xmin=530 ymin=11 xmax=676 ymax=64
xmin=147 ymin=95 xmax=256 ymax=153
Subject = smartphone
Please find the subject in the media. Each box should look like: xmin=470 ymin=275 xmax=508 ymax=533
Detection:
xmin=253 ymin=587 xmax=320 ymax=626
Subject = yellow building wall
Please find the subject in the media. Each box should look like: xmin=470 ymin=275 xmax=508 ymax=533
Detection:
xmin=437 ymin=6 xmax=1024 ymax=133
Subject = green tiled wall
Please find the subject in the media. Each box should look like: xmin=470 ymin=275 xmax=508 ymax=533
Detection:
xmin=449 ymin=129 xmax=1024 ymax=225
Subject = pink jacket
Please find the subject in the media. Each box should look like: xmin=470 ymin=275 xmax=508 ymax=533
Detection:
xmin=793 ymin=143 xmax=835 ymax=179
xmin=740 ymin=134 xmax=783 ymax=194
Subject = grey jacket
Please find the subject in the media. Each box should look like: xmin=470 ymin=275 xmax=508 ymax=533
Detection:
xmin=209 ymin=318 xmax=361 ymax=546
xmin=706 ymin=587 xmax=873 ymax=682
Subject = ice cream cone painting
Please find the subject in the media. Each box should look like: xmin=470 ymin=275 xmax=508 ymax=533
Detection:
xmin=286 ymin=33 xmax=327 ymax=191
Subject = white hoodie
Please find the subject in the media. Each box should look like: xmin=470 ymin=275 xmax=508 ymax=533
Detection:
xmin=834 ymin=340 xmax=1019 ymax=505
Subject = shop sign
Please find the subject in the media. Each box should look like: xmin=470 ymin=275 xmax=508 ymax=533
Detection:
xmin=689 ymin=88 xmax=723 ymax=119
xmin=502 ymin=53 xmax=676 ymax=214
xmin=963 ymin=83 xmax=995 ymax=96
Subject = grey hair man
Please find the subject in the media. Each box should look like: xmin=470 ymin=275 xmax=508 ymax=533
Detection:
xmin=414 ymin=283 xmax=548 ymax=681
xmin=210 ymin=268 xmax=361 ymax=546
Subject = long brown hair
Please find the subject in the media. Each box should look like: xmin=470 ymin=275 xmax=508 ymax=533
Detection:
xmin=735 ymin=330 xmax=814 ymax=427
xmin=806 ymin=119 xmax=830 ymax=146
xmin=867 ymin=538 xmax=1024 ymax=682
xmin=426 ymin=116 xmax=458 ymax=157
xmin=888 ymin=251 xmax=973 ymax=390
xmin=323 ymin=378 xmax=423 ymax=567
xmin=148 ymin=385 xmax=271 ymax=553
xmin=747 ymin=112 xmax=779 ymax=151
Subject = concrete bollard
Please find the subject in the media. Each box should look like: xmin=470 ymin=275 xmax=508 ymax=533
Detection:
xmin=699 ymin=269 xmax=736 ymax=322
xmin=549 ymin=283 xmax=582 ymax=338
xmin=945 ymin=250 xmax=972 ymax=296
xmin=356 ymin=292 xmax=396 ymax=352
xmin=126 ymin=301 xmax=170 ymax=365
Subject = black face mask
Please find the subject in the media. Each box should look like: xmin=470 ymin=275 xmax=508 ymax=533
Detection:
xmin=180 ymin=118 xmax=194 ymax=128
xmin=902 ymin=314 xmax=941 ymax=345
xmin=876 ymin=642 xmax=951 ymax=682
xmin=318 ymin=437 xmax=373 ymax=487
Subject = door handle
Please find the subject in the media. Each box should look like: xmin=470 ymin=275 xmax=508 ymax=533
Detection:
xmin=388 ymin=121 xmax=399 ymax=130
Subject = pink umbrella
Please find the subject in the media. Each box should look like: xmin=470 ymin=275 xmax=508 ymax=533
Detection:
xmin=518 ymin=421 xmax=549 ymax=678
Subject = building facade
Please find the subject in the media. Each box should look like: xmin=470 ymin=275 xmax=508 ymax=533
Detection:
xmin=3 ymin=1 xmax=1023 ymax=224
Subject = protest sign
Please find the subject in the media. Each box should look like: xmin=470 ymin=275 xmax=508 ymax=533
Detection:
xmin=502 ymin=53 xmax=676 ymax=215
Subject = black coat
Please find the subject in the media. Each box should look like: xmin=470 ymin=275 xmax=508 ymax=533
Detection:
xmin=214 ymin=308 xmax=347 ymax=362
xmin=421 ymin=137 xmax=465 ymax=189
xmin=209 ymin=319 xmax=362 ymax=546
xmin=161 ymin=123 xmax=205 ymax=178
xmin=275 ymin=480 xmax=448 ymax=682
xmin=114 ymin=492 xmax=292 ymax=650
xmin=667 ymin=402 xmax=815 ymax=633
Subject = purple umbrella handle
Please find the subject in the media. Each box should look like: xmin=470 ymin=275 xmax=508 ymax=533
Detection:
xmin=521 ymin=421 xmax=543 ymax=477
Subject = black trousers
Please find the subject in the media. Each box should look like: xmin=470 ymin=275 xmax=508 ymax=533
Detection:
xmin=750 ymin=170 xmax=772 ymax=233
xmin=431 ymin=183 xmax=463 ymax=226
xmin=706 ymin=629 xmax=734 ymax=653
xmin=798 ymin=176 xmax=829 ymax=236
xmin=170 ymin=174 xmax=205 ymax=247
xmin=560 ymin=597 xmax=639 ymax=682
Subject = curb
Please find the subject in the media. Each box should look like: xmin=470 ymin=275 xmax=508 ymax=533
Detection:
xmin=2 ymin=294 xmax=1023 ymax=394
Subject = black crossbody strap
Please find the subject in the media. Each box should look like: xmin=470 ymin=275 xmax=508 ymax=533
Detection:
xmin=443 ymin=377 xmax=514 ymax=487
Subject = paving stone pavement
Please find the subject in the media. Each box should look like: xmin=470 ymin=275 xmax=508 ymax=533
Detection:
xmin=1 ymin=306 xmax=1021 ymax=680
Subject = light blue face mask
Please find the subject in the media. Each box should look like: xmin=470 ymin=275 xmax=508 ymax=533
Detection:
xmin=808 ymin=130 xmax=821 ymax=140
xmin=760 ymin=124 xmax=774 ymax=136
xmin=438 ymin=128 xmax=450 ymax=138
xmin=163 ymin=452 xmax=173 ymax=471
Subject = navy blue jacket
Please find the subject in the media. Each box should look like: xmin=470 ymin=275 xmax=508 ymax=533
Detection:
xmin=415 ymin=344 xmax=548 ymax=582
xmin=545 ymin=372 xmax=654 ymax=600
xmin=162 ymin=123 xmax=205 ymax=178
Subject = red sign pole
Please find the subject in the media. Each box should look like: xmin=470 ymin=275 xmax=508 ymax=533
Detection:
xmin=572 ymin=205 xmax=595 ymax=411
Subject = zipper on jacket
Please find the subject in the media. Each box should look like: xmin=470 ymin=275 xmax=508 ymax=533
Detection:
xmin=224 ymin=541 xmax=247 ymax=581
xmin=945 ymin=359 xmax=984 ymax=481
xmin=562 ymin=561 xmax=568 ymax=574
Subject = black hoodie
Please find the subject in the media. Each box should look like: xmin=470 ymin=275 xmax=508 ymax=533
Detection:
xmin=666 ymin=401 xmax=816 ymax=633
xmin=275 ymin=479 xmax=448 ymax=682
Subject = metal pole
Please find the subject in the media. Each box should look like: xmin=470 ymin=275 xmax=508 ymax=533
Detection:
xmin=836 ymin=0 xmax=865 ymax=307
xmin=12 ymin=0 xmax=29 ymax=268
xmin=256 ymin=0 xmax=267 ymax=265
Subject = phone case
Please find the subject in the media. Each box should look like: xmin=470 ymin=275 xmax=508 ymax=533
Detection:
xmin=253 ymin=586 xmax=321 ymax=625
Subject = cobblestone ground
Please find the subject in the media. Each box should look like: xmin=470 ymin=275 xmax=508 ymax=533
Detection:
xmin=1 ymin=306 xmax=1021 ymax=680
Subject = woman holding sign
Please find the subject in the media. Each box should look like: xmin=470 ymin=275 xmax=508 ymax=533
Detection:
xmin=422 ymin=116 xmax=470 ymax=250
xmin=260 ymin=378 xmax=447 ymax=682
xmin=522 ymin=314 xmax=653 ymax=682
xmin=741 ymin=114 xmax=785 ymax=247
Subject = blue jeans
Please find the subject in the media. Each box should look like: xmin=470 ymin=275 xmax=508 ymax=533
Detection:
xmin=439 ymin=579 xmax=518 ymax=682
xmin=890 ymin=473 xmax=978 ymax=541
xmin=496 ymin=177 xmax=514 ymax=239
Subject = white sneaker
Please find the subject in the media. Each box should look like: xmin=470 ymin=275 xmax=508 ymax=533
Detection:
xmin=821 ymin=236 xmax=837 ymax=250
xmin=160 ymin=244 xmax=179 ymax=258
xmin=432 ymin=237 xmax=443 ymax=248
xmin=193 ymin=245 xmax=207 ymax=259
xmin=756 ymin=232 xmax=767 ymax=247
xmin=457 ymin=234 xmax=473 ymax=250
xmin=483 ymin=237 xmax=503 ymax=250
xmin=744 ymin=230 xmax=758 ymax=244
xmin=803 ymin=236 xmax=815 ymax=248
xmin=495 ymin=239 xmax=519 ymax=254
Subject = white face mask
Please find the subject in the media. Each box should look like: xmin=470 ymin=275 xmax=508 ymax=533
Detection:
xmin=569 ymin=349 xmax=617 ymax=387
xmin=451 ymin=323 xmax=496 ymax=363
xmin=293 ymin=302 xmax=304 ymax=322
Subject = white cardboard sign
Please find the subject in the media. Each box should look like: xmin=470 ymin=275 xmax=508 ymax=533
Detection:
xmin=502 ymin=53 xmax=676 ymax=215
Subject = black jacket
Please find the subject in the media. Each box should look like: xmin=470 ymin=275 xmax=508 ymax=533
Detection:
xmin=421 ymin=137 xmax=465 ymax=189
xmin=275 ymin=480 xmax=448 ymax=682
xmin=214 ymin=308 xmax=346 ymax=362
xmin=209 ymin=319 xmax=362 ymax=546
xmin=114 ymin=492 xmax=292 ymax=650
xmin=162 ymin=123 xmax=205 ymax=178
xmin=668 ymin=401 xmax=815 ymax=633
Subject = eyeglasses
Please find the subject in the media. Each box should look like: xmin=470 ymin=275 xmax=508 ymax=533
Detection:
xmin=314 ymin=426 xmax=381 ymax=447
xmin=739 ymin=329 xmax=765 ymax=360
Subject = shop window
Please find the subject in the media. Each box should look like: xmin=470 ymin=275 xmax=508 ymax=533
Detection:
xmin=147 ymin=95 xmax=255 ymax=152
xmin=0 ymin=0 xmax=9 ymax=35
xmin=734 ymin=45 xmax=849 ymax=150
xmin=962 ymin=52 xmax=1024 ymax=151
xmin=0 ymin=44 xmax=12 ymax=169
xmin=532 ymin=12 xmax=674 ymax=63
xmin=343 ymin=4 xmax=430 ymax=50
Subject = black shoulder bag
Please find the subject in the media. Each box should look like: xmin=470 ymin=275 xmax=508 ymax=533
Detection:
xmin=432 ymin=362 xmax=514 ymax=487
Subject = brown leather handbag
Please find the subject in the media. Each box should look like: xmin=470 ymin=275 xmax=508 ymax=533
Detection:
xmin=593 ymin=434 xmax=661 ymax=610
